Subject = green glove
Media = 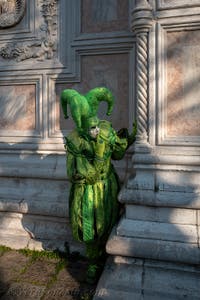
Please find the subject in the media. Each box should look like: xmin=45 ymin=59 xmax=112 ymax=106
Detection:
xmin=128 ymin=121 xmax=137 ymax=147
xmin=117 ymin=121 xmax=137 ymax=148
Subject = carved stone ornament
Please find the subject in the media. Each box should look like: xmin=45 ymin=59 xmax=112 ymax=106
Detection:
xmin=0 ymin=0 xmax=58 ymax=62
xmin=0 ymin=0 xmax=25 ymax=28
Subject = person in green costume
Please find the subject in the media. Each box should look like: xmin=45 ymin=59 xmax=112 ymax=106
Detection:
xmin=61 ymin=87 xmax=136 ymax=282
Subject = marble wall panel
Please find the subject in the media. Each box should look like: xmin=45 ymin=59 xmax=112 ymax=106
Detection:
xmin=166 ymin=30 xmax=200 ymax=137
xmin=81 ymin=0 xmax=129 ymax=33
xmin=157 ymin=0 xmax=200 ymax=9
xmin=0 ymin=84 xmax=36 ymax=131
xmin=56 ymin=53 xmax=129 ymax=131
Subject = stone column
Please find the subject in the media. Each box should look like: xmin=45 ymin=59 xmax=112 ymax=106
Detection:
xmin=132 ymin=0 xmax=153 ymax=146
xmin=94 ymin=1 xmax=200 ymax=299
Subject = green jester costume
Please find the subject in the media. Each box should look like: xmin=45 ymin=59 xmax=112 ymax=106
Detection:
xmin=61 ymin=87 xmax=136 ymax=281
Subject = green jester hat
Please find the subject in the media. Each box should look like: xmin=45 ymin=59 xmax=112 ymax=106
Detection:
xmin=60 ymin=87 xmax=114 ymax=133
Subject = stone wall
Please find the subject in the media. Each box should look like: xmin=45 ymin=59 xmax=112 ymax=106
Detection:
xmin=95 ymin=1 xmax=200 ymax=299
xmin=0 ymin=0 xmax=134 ymax=252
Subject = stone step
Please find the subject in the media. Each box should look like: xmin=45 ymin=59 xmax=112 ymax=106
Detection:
xmin=119 ymin=186 xmax=200 ymax=209
xmin=107 ymin=227 xmax=200 ymax=264
xmin=125 ymin=205 xmax=197 ymax=225
xmin=117 ymin=218 xmax=198 ymax=243
xmin=94 ymin=256 xmax=200 ymax=300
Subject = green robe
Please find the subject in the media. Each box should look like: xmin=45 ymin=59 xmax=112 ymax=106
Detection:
xmin=65 ymin=120 xmax=128 ymax=245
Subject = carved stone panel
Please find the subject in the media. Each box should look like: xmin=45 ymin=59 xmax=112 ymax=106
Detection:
xmin=0 ymin=0 xmax=25 ymax=28
xmin=0 ymin=84 xmax=35 ymax=131
xmin=81 ymin=0 xmax=129 ymax=33
xmin=166 ymin=30 xmax=200 ymax=138
xmin=0 ymin=0 xmax=59 ymax=66
xmin=55 ymin=54 xmax=129 ymax=133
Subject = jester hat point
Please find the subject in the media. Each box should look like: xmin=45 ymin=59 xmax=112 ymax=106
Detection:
xmin=60 ymin=87 xmax=114 ymax=131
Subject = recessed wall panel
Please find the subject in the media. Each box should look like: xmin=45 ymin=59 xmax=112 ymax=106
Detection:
xmin=166 ymin=30 xmax=200 ymax=137
xmin=0 ymin=84 xmax=36 ymax=131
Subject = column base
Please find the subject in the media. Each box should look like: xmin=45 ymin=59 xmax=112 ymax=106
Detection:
xmin=94 ymin=256 xmax=200 ymax=300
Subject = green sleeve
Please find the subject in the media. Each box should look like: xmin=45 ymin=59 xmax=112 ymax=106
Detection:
xmin=111 ymin=134 xmax=128 ymax=160
xmin=97 ymin=120 xmax=128 ymax=161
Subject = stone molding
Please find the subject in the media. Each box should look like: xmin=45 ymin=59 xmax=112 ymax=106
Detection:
xmin=106 ymin=227 xmax=200 ymax=265
xmin=131 ymin=0 xmax=153 ymax=145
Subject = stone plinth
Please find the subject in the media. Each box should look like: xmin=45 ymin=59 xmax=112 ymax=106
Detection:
xmin=96 ymin=0 xmax=200 ymax=298
xmin=94 ymin=256 xmax=200 ymax=300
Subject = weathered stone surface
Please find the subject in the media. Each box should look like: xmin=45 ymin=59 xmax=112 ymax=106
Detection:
xmin=166 ymin=30 xmax=200 ymax=137
xmin=0 ymin=235 xmax=30 ymax=250
xmin=143 ymin=261 xmax=200 ymax=300
xmin=81 ymin=0 xmax=129 ymax=34
xmin=0 ymin=85 xmax=36 ymax=131
xmin=119 ymin=186 xmax=200 ymax=208
xmin=106 ymin=229 xmax=200 ymax=264
xmin=94 ymin=288 xmax=141 ymax=300
xmin=94 ymin=256 xmax=143 ymax=300
xmin=0 ymin=212 xmax=31 ymax=235
xmin=94 ymin=256 xmax=200 ymax=300
xmin=0 ymin=154 xmax=67 ymax=180
xmin=126 ymin=205 xmax=197 ymax=225
xmin=0 ymin=211 xmax=85 ymax=253
xmin=27 ymin=236 xmax=85 ymax=255
xmin=117 ymin=218 xmax=198 ymax=243
xmin=156 ymin=171 xmax=200 ymax=192
xmin=0 ymin=212 xmax=42 ymax=250
xmin=0 ymin=212 xmax=69 ymax=240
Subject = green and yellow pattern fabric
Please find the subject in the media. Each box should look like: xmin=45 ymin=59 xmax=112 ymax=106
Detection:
xmin=65 ymin=120 xmax=128 ymax=245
